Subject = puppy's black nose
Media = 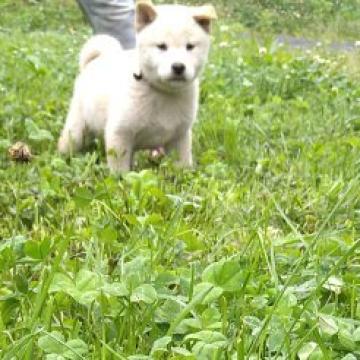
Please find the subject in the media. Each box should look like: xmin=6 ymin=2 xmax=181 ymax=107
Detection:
xmin=172 ymin=63 xmax=186 ymax=75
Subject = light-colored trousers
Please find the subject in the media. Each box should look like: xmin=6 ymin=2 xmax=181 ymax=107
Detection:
xmin=76 ymin=0 xmax=136 ymax=49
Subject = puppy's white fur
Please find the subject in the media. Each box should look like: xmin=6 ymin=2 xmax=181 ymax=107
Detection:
xmin=58 ymin=2 xmax=216 ymax=172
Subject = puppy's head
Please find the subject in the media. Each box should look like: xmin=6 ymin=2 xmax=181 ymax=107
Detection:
xmin=135 ymin=1 xmax=217 ymax=91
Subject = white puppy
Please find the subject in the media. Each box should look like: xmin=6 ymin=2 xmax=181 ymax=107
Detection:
xmin=58 ymin=1 xmax=216 ymax=172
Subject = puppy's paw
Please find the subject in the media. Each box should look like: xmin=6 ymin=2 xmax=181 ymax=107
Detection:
xmin=106 ymin=146 xmax=132 ymax=174
xmin=174 ymin=154 xmax=193 ymax=169
xmin=107 ymin=162 xmax=131 ymax=174
xmin=57 ymin=135 xmax=71 ymax=154
xmin=107 ymin=156 xmax=131 ymax=174
xmin=58 ymin=131 xmax=84 ymax=155
xmin=175 ymin=160 xmax=193 ymax=169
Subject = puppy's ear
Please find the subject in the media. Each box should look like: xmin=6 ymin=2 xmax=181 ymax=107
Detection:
xmin=192 ymin=5 xmax=217 ymax=33
xmin=136 ymin=1 xmax=157 ymax=32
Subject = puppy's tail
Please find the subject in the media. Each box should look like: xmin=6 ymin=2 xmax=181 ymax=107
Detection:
xmin=79 ymin=35 xmax=122 ymax=71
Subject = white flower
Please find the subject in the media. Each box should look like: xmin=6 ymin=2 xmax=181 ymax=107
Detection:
xmin=258 ymin=46 xmax=267 ymax=55
xmin=236 ymin=57 xmax=244 ymax=66
xmin=243 ymin=78 xmax=253 ymax=87
xmin=219 ymin=41 xmax=229 ymax=48
xmin=220 ymin=25 xmax=229 ymax=32
xmin=323 ymin=276 xmax=344 ymax=295
xmin=313 ymin=54 xmax=326 ymax=64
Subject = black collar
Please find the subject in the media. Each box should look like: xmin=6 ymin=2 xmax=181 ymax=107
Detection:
xmin=133 ymin=72 xmax=143 ymax=81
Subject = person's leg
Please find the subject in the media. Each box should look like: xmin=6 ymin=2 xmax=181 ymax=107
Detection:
xmin=76 ymin=0 xmax=136 ymax=49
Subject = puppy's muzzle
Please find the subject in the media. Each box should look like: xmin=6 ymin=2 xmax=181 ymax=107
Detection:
xmin=172 ymin=63 xmax=186 ymax=76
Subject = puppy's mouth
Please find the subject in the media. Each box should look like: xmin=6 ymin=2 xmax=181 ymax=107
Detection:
xmin=169 ymin=75 xmax=187 ymax=82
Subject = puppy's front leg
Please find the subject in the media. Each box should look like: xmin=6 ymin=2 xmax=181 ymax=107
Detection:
xmin=105 ymin=130 xmax=133 ymax=173
xmin=167 ymin=129 xmax=193 ymax=168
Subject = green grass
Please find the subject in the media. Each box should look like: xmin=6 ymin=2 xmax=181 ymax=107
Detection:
xmin=216 ymin=0 xmax=360 ymax=40
xmin=1 ymin=1 xmax=360 ymax=359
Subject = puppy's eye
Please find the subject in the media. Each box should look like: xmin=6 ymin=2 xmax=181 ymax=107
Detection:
xmin=186 ymin=43 xmax=195 ymax=51
xmin=157 ymin=43 xmax=168 ymax=51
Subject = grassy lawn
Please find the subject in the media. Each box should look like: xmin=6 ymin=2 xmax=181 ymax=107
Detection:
xmin=1 ymin=0 xmax=360 ymax=358
xmin=220 ymin=0 xmax=360 ymax=41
